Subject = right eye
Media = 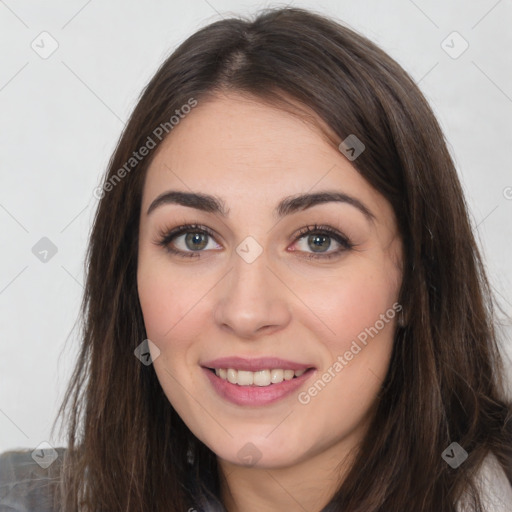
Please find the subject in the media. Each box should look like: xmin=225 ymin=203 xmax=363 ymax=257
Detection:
xmin=154 ymin=223 xmax=222 ymax=258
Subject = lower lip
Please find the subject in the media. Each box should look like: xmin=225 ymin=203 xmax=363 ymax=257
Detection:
xmin=202 ymin=367 xmax=315 ymax=406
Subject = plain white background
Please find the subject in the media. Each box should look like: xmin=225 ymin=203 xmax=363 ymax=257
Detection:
xmin=0 ymin=0 xmax=511 ymax=454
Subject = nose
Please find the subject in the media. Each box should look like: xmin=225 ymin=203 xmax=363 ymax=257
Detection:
xmin=213 ymin=249 xmax=292 ymax=340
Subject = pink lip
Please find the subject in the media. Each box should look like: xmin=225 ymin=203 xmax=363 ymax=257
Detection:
xmin=202 ymin=366 xmax=316 ymax=406
xmin=201 ymin=356 xmax=314 ymax=372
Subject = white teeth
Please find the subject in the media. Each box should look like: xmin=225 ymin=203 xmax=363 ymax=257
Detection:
xmin=270 ymin=369 xmax=284 ymax=384
xmin=284 ymin=369 xmax=295 ymax=380
xmin=237 ymin=370 xmax=254 ymax=386
xmin=253 ymin=370 xmax=271 ymax=386
xmin=227 ymin=368 xmax=237 ymax=384
xmin=212 ymin=367 xmax=309 ymax=386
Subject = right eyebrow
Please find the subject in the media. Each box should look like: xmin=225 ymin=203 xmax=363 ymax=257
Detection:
xmin=147 ymin=191 xmax=228 ymax=216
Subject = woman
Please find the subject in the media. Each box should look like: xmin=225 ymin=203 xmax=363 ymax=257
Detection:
xmin=1 ymin=7 xmax=511 ymax=512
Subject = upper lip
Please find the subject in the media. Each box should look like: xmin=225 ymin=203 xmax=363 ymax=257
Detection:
xmin=201 ymin=356 xmax=315 ymax=372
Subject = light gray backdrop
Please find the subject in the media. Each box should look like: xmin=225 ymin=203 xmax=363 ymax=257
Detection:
xmin=1 ymin=0 xmax=511 ymax=454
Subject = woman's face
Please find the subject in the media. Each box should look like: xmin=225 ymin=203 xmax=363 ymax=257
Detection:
xmin=137 ymin=92 xmax=402 ymax=470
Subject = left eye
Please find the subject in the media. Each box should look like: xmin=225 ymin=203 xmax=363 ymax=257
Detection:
xmin=294 ymin=233 xmax=338 ymax=253
xmin=290 ymin=225 xmax=354 ymax=260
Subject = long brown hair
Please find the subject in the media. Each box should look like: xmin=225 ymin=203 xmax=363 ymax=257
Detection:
xmin=53 ymin=7 xmax=512 ymax=511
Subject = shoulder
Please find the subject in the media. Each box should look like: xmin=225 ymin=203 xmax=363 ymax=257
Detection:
xmin=476 ymin=452 xmax=512 ymax=511
xmin=0 ymin=447 xmax=65 ymax=512
xmin=458 ymin=451 xmax=512 ymax=512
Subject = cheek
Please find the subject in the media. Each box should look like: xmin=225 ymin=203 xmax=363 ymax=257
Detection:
xmin=295 ymin=264 xmax=399 ymax=353
xmin=137 ymin=262 xmax=207 ymax=412
xmin=137 ymin=249 xmax=186 ymax=336
xmin=137 ymin=259 xmax=211 ymax=359
xmin=293 ymin=269 xmax=398 ymax=439
xmin=137 ymin=273 xmax=175 ymax=340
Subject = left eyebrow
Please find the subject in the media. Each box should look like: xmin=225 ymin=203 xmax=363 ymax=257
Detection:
xmin=146 ymin=190 xmax=376 ymax=223
xmin=276 ymin=191 xmax=376 ymax=223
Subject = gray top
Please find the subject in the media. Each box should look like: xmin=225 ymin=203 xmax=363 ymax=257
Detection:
xmin=1 ymin=447 xmax=511 ymax=511
xmin=0 ymin=448 xmax=65 ymax=512
xmin=0 ymin=447 xmax=223 ymax=512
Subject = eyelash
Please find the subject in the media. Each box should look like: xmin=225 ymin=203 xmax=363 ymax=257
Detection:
xmin=153 ymin=222 xmax=354 ymax=260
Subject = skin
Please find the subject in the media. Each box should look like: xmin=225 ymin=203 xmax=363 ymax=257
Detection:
xmin=137 ymin=92 xmax=403 ymax=512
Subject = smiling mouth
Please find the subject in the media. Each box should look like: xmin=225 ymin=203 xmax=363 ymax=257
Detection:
xmin=205 ymin=367 xmax=314 ymax=387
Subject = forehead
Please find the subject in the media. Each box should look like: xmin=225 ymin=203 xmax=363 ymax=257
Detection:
xmin=141 ymin=93 xmax=392 ymax=223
